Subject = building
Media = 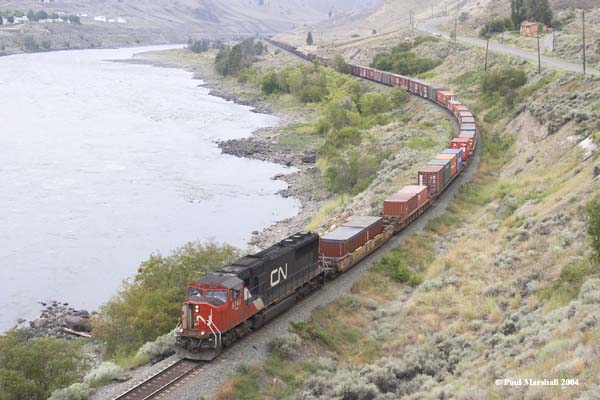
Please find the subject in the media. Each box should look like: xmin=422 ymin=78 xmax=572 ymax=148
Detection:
xmin=520 ymin=20 xmax=544 ymax=37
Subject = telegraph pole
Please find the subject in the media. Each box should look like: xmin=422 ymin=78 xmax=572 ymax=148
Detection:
xmin=536 ymin=34 xmax=541 ymax=73
xmin=485 ymin=37 xmax=489 ymax=71
xmin=454 ymin=16 xmax=457 ymax=43
xmin=583 ymin=9 xmax=586 ymax=75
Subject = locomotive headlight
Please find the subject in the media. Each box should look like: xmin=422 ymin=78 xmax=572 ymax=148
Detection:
xmin=195 ymin=305 xmax=199 ymax=312
xmin=179 ymin=328 xmax=183 ymax=333
xmin=201 ymin=331 xmax=205 ymax=336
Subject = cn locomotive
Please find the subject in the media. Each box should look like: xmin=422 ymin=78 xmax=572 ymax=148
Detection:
xmin=175 ymin=38 xmax=478 ymax=360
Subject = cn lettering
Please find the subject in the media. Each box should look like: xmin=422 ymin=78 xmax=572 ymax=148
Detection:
xmin=270 ymin=264 xmax=288 ymax=287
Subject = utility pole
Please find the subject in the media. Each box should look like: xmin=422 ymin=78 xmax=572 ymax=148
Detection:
xmin=431 ymin=6 xmax=434 ymax=18
xmin=583 ymin=9 xmax=586 ymax=76
xmin=454 ymin=16 xmax=457 ymax=43
xmin=536 ymin=34 xmax=541 ymax=73
xmin=485 ymin=37 xmax=489 ymax=71
xmin=552 ymin=30 xmax=555 ymax=52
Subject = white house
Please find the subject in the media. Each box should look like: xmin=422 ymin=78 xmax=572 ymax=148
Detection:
xmin=93 ymin=16 xmax=106 ymax=22
xmin=13 ymin=16 xmax=29 ymax=24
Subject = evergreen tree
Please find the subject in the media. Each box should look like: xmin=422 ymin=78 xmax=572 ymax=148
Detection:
xmin=524 ymin=0 xmax=553 ymax=26
xmin=0 ymin=16 xmax=3 ymax=25
xmin=511 ymin=0 xmax=526 ymax=29
xmin=306 ymin=31 xmax=314 ymax=45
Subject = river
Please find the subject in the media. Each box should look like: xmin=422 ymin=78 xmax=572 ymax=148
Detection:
xmin=0 ymin=45 xmax=298 ymax=331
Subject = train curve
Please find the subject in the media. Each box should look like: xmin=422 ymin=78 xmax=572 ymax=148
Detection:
xmin=97 ymin=39 xmax=482 ymax=400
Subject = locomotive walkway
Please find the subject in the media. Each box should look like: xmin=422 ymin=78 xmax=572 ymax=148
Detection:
xmin=417 ymin=16 xmax=600 ymax=77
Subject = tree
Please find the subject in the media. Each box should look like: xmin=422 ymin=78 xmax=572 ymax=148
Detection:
xmin=334 ymin=54 xmax=349 ymax=74
xmin=92 ymin=242 xmax=240 ymax=356
xmin=0 ymin=329 xmax=88 ymax=400
xmin=7 ymin=16 xmax=14 ymax=24
xmin=524 ymin=0 xmax=553 ymax=26
xmin=306 ymin=31 xmax=313 ymax=45
xmin=511 ymin=0 xmax=526 ymax=29
xmin=22 ymin=35 xmax=39 ymax=52
xmin=0 ymin=16 xmax=3 ymax=25
xmin=586 ymin=198 xmax=600 ymax=265
xmin=27 ymin=10 xmax=36 ymax=22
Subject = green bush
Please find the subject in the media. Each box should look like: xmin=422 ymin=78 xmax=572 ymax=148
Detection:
xmin=371 ymin=39 xmax=441 ymax=76
xmin=187 ymin=38 xmax=210 ymax=53
xmin=360 ymin=92 xmax=391 ymax=116
xmin=586 ymin=198 xmax=600 ymax=265
xmin=0 ymin=330 xmax=88 ymax=400
xmin=481 ymin=67 xmax=527 ymax=108
xmin=374 ymin=238 xmax=432 ymax=286
xmin=479 ymin=17 xmax=513 ymax=37
xmin=334 ymin=54 xmax=350 ymax=74
xmin=323 ymin=148 xmax=383 ymax=194
xmin=92 ymin=242 xmax=239 ymax=356
xmin=215 ymin=39 xmax=265 ymax=77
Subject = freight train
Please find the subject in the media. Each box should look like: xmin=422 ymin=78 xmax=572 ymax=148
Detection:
xmin=175 ymin=38 xmax=478 ymax=361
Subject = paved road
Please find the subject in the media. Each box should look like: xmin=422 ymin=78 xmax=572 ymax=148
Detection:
xmin=417 ymin=17 xmax=600 ymax=76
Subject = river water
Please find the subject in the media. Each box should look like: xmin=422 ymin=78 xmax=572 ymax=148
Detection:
xmin=0 ymin=45 xmax=298 ymax=331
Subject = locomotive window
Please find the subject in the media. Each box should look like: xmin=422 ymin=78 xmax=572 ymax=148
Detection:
xmin=205 ymin=290 xmax=227 ymax=302
xmin=187 ymin=288 xmax=203 ymax=298
xmin=232 ymin=289 xmax=241 ymax=299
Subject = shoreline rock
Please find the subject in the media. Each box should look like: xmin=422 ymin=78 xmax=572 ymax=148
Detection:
xmin=27 ymin=301 xmax=94 ymax=339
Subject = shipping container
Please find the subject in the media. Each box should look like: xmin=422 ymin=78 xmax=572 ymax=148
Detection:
xmin=459 ymin=133 xmax=476 ymax=150
xmin=384 ymin=192 xmax=417 ymax=219
xmin=399 ymin=185 xmax=429 ymax=209
xmin=436 ymin=90 xmax=454 ymax=107
xmin=428 ymin=159 xmax=451 ymax=184
xmin=460 ymin=123 xmax=477 ymax=132
xmin=319 ymin=226 xmax=366 ymax=259
xmin=451 ymin=137 xmax=471 ymax=159
xmin=461 ymin=116 xmax=476 ymax=124
xmin=436 ymin=153 xmax=458 ymax=177
xmin=449 ymin=100 xmax=461 ymax=112
xmin=342 ymin=216 xmax=384 ymax=242
xmin=442 ymin=148 xmax=464 ymax=171
xmin=418 ymin=165 xmax=445 ymax=195
xmin=454 ymin=105 xmax=470 ymax=119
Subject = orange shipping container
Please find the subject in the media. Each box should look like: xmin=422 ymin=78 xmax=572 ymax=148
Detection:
xmin=436 ymin=153 xmax=457 ymax=177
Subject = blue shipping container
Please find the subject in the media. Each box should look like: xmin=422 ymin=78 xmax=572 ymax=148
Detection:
xmin=442 ymin=148 xmax=464 ymax=171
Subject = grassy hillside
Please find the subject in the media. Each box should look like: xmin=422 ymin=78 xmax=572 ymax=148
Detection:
xmin=215 ymin=32 xmax=600 ymax=400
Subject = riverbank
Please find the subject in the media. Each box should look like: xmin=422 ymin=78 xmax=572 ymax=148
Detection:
xmin=132 ymin=47 xmax=332 ymax=249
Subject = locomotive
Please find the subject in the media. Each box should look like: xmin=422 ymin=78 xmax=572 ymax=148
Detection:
xmin=176 ymin=232 xmax=321 ymax=360
xmin=175 ymin=38 xmax=478 ymax=360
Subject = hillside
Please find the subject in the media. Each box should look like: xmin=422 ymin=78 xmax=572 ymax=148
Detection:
xmin=0 ymin=0 xmax=380 ymax=54
xmin=215 ymin=9 xmax=600 ymax=400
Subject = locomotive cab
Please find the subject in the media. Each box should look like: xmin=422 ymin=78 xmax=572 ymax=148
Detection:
xmin=176 ymin=275 xmax=258 ymax=360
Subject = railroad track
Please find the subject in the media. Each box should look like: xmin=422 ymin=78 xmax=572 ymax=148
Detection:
xmin=112 ymin=359 xmax=201 ymax=400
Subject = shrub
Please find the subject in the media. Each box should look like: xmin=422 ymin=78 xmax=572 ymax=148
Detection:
xmin=48 ymin=383 xmax=92 ymax=400
xmin=83 ymin=362 xmax=123 ymax=387
xmin=92 ymin=242 xmax=239 ymax=356
xmin=334 ymin=54 xmax=350 ymax=74
xmin=481 ymin=67 xmax=527 ymax=107
xmin=0 ymin=329 xmax=88 ymax=400
xmin=215 ymin=39 xmax=265 ymax=77
xmin=585 ymin=198 xmax=600 ymax=265
xmin=371 ymin=39 xmax=441 ymax=76
xmin=267 ymin=334 xmax=302 ymax=359
xmin=137 ymin=330 xmax=176 ymax=360
xmin=187 ymin=38 xmax=210 ymax=53
xmin=479 ymin=17 xmax=513 ymax=37
xmin=323 ymin=148 xmax=383 ymax=194
xmin=360 ymin=92 xmax=391 ymax=116
xmin=374 ymin=238 xmax=431 ymax=286
xmin=22 ymin=35 xmax=39 ymax=52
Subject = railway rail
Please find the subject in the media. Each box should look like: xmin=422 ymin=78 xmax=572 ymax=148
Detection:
xmin=112 ymin=359 xmax=201 ymax=400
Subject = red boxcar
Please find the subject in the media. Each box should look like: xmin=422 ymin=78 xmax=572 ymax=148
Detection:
xmin=436 ymin=90 xmax=454 ymax=107
xmin=418 ymin=165 xmax=445 ymax=195
xmin=451 ymin=137 xmax=471 ymax=159
xmin=342 ymin=216 xmax=384 ymax=241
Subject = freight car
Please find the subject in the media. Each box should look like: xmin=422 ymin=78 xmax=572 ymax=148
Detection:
xmin=175 ymin=38 xmax=479 ymax=360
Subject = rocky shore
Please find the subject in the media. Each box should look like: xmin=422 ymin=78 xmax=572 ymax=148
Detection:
xmin=27 ymin=301 xmax=94 ymax=339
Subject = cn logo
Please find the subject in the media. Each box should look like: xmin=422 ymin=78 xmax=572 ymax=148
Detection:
xmin=270 ymin=264 xmax=288 ymax=287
